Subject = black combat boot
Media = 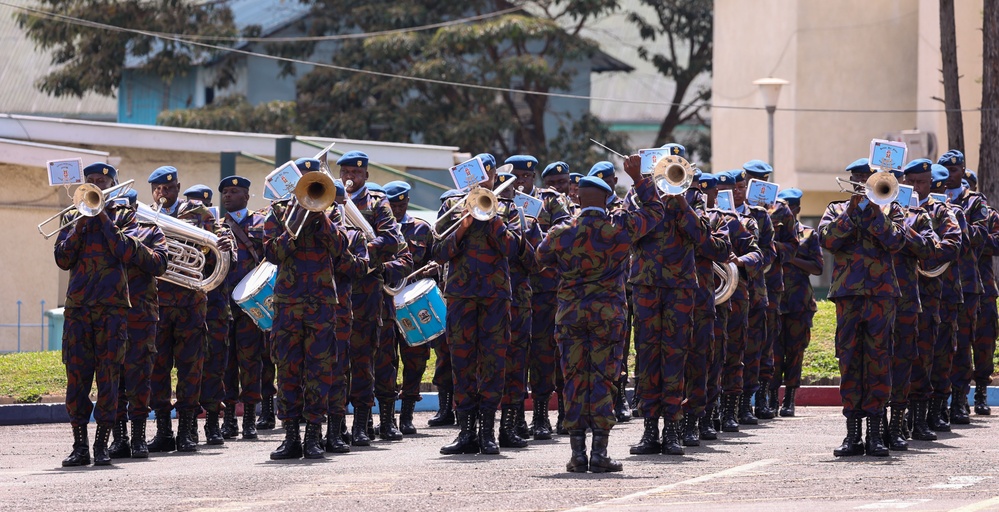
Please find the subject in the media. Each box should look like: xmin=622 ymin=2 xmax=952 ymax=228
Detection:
xmin=566 ymin=430 xmax=588 ymax=473
xmin=242 ymin=403 xmax=259 ymax=439
xmin=515 ymin=402 xmax=530 ymax=439
xmin=204 ymin=409 xmax=224 ymax=445
xmin=662 ymin=420 xmax=685 ymax=455
xmin=680 ymin=414 xmax=699 ymax=447
xmin=190 ymin=414 xmax=199 ymax=445
xmin=428 ymin=390 xmax=455 ymax=427
xmin=351 ymin=406 xmax=372 ymax=446
xmin=832 ymin=416 xmax=864 ymax=457
xmin=378 ymin=399 xmax=404 ymax=441
xmin=589 ymin=429 xmax=623 ymax=473
xmin=927 ymin=397 xmax=951 ymax=431
xmin=62 ymin=424 xmax=91 ymax=467
xmin=739 ymin=391 xmax=759 ymax=424
xmin=614 ymin=376 xmax=632 ymax=422
xmin=950 ymin=391 xmax=971 ymax=425
xmin=324 ymin=414 xmax=350 ymax=453
xmin=886 ymin=405 xmax=908 ymax=451
xmin=221 ymin=404 xmax=238 ymax=439
xmin=478 ymin=409 xmax=500 ymax=455
xmin=130 ymin=419 xmax=149 ymax=458
xmin=755 ymin=381 xmax=775 ymax=419
xmin=531 ymin=393 xmax=553 ymax=440
xmin=399 ymin=399 xmax=417 ymax=435
xmin=698 ymin=412 xmax=718 ymax=441
xmin=629 ymin=417 xmax=661 ymax=454
xmin=711 ymin=397 xmax=722 ymax=432
xmin=303 ymin=422 xmax=325 ymax=459
xmin=768 ymin=386 xmax=780 ymax=414
xmin=865 ymin=415 xmax=890 ymax=456
xmin=721 ymin=393 xmax=740 ymax=432
xmin=176 ymin=411 xmax=198 ymax=453
xmin=974 ymin=383 xmax=991 ymax=415
xmin=555 ymin=392 xmax=568 ymax=435
xmin=498 ymin=405 xmax=528 ymax=448
xmin=108 ymin=418 xmax=131 ymax=459
xmin=270 ymin=420 xmax=303 ymax=460
xmin=440 ymin=411 xmax=479 ymax=455
xmin=779 ymin=387 xmax=797 ymax=417
xmin=256 ymin=396 xmax=276 ymax=430
xmin=910 ymin=400 xmax=938 ymax=441
xmin=93 ymin=423 xmax=113 ymax=466
xmin=147 ymin=413 xmax=176 ymax=453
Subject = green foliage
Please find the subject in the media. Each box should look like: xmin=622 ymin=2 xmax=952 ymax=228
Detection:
xmin=157 ymin=95 xmax=298 ymax=134
xmin=0 ymin=350 xmax=65 ymax=403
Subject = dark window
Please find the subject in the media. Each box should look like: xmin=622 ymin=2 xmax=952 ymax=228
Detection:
xmin=205 ymin=87 xmax=215 ymax=105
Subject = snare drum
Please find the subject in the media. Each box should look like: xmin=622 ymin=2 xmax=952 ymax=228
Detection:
xmin=394 ymin=278 xmax=446 ymax=347
xmin=231 ymin=262 xmax=277 ymax=331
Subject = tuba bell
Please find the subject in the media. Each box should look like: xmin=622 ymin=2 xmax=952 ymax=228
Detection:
xmin=135 ymin=202 xmax=230 ymax=293
xmin=651 ymin=155 xmax=695 ymax=195
xmin=713 ymin=261 xmax=739 ymax=305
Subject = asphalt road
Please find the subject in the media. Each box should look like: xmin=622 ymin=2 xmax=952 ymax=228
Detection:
xmin=1 ymin=407 xmax=998 ymax=512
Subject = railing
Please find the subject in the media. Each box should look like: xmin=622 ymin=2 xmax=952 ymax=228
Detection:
xmin=0 ymin=300 xmax=47 ymax=353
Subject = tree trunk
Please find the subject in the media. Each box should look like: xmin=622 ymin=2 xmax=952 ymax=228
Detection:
xmin=940 ymin=0 xmax=965 ymax=152
xmin=982 ymin=0 xmax=999 ymax=203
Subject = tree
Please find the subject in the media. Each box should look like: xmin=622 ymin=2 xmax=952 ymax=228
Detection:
xmin=938 ymin=0 xmax=965 ymax=152
xmin=16 ymin=0 xmax=239 ymax=98
xmin=981 ymin=0 xmax=999 ymax=203
xmin=157 ymin=95 xmax=298 ymax=134
xmin=627 ymin=0 xmax=713 ymax=146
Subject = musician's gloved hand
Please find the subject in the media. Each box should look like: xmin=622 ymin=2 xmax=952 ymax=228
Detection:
xmin=218 ymin=235 xmax=234 ymax=254
xmin=623 ymin=154 xmax=643 ymax=184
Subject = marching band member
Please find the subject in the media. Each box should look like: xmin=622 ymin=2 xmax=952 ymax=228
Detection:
xmin=568 ymin=173 xmax=583 ymax=207
xmin=427 ymin=188 xmax=465 ymax=428
xmin=537 ymin=155 xmax=664 ymax=473
xmin=974 ymin=195 xmax=999 ymax=416
xmin=183 ymin=185 xmax=213 ymax=206
xmin=434 ymin=154 xmax=522 ymax=455
xmin=264 ymin=157 xmax=346 ymax=460
xmin=109 ymin=189 xmax=168 ymax=460
xmin=819 ymin=158 xmax=905 ymax=457
xmin=55 ymin=163 xmax=141 ymax=467
xmin=773 ymin=188 xmax=823 ymax=417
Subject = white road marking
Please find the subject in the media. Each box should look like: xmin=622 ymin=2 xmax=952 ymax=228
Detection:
xmin=948 ymin=496 xmax=999 ymax=512
xmin=925 ymin=476 xmax=991 ymax=489
xmin=855 ymin=499 xmax=931 ymax=509
xmin=563 ymin=458 xmax=778 ymax=512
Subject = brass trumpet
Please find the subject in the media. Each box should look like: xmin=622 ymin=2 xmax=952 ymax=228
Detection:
xmin=835 ymin=172 xmax=899 ymax=206
xmin=651 ymin=155 xmax=695 ymax=195
xmin=38 ymin=180 xmax=136 ymax=239
xmin=433 ymin=165 xmax=517 ymax=240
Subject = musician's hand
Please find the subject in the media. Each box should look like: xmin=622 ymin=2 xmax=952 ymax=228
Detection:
xmin=673 ymin=193 xmax=690 ymax=211
xmin=97 ymin=208 xmax=111 ymax=224
xmin=848 ymin=195 xmax=864 ymax=212
xmin=218 ymin=236 xmax=234 ymax=254
xmin=728 ymin=254 xmax=744 ymax=268
xmin=623 ymin=154 xmax=643 ymax=183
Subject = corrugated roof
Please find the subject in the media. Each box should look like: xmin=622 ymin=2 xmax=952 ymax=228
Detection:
xmin=0 ymin=0 xmax=117 ymax=119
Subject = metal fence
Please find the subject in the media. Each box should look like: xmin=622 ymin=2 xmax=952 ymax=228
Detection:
xmin=0 ymin=300 xmax=47 ymax=353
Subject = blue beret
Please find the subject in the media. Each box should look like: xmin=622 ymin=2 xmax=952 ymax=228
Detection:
xmin=120 ymin=189 xmax=138 ymax=206
xmin=505 ymin=155 xmax=539 ymax=172
xmin=476 ymin=153 xmax=496 ymax=173
xmin=588 ymin=161 xmax=615 ymax=179
xmin=295 ymin=158 xmax=322 ymax=173
xmin=903 ymin=159 xmax=933 ymax=175
xmin=83 ymin=162 xmax=117 ymax=180
xmin=962 ymin=179 xmax=970 ymax=189
xmin=743 ymin=159 xmax=773 ymax=176
xmin=660 ymin=143 xmax=686 ymax=158
xmin=366 ymin=182 xmax=384 ymax=193
xmin=777 ymin=188 xmax=803 ymax=206
xmin=542 ymin=161 xmax=570 ymax=178
xmin=183 ymin=184 xmax=213 ymax=202
xmin=337 ymin=151 xmax=369 ymax=168
xmin=693 ymin=167 xmax=702 ymax=178
xmin=219 ymin=175 xmax=251 ymax=192
xmin=440 ymin=189 xmax=462 ymax=203
xmin=965 ymin=169 xmax=978 ymax=183
xmin=148 ymin=166 xmax=178 ymax=184
xmin=383 ymin=180 xmax=411 ymax=203
xmin=890 ymin=169 xmax=904 ymax=180
xmin=931 ymin=164 xmax=950 ymax=188
xmin=569 ymin=173 xmax=583 ymax=185
xmin=845 ymin=158 xmax=871 ymax=174
xmin=496 ymin=172 xmax=516 ymax=186
xmin=717 ymin=169 xmax=746 ymax=184
xmin=697 ymin=173 xmax=718 ymax=190
xmin=334 ymin=180 xmax=346 ymax=198
xmin=938 ymin=150 xmax=965 ymax=167
xmin=579 ymin=176 xmax=613 ymax=194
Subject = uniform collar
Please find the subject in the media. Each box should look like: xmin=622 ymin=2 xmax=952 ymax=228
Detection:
xmin=228 ymin=208 xmax=248 ymax=223
xmin=350 ymin=184 xmax=367 ymax=202
xmin=581 ymin=206 xmax=606 ymax=215
xmin=946 ymin=186 xmax=964 ymax=202
xmin=736 ymin=203 xmax=746 ymax=214
xmin=163 ymin=201 xmax=179 ymax=216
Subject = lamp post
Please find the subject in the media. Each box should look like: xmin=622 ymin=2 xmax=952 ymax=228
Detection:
xmin=753 ymin=78 xmax=789 ymax=167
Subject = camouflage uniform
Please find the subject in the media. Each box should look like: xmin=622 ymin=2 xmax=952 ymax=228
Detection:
xmin=948 ymin=187 xmax=989 ymax=407
xmin=775 ymin=222 xmax=822 ymax=391
xmin=201 ymin=226 xmax=233 ymax=418
xmin=394 ymin=215 xmax=435 ymax=405
xmin=222 ymin=210 xmax=267 ymax=414
xmin=974 ymin=207 xmax=999 ymax=396
xmin=737 ymin=204 xmax=776 ymax=407
xmin=757 ymin=201 xmax=799 ymax=409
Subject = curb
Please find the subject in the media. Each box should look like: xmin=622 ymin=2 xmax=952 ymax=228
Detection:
xmin=3 ymin=386 xmax=997 ymax=426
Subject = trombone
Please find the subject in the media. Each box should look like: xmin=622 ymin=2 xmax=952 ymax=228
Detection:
xmin=651 ymin=155 xmax=695 ymax=196
xmin=38 ymin=180 xmax=135 ymax=239
xmin=835 ymin=172 xmax=899 ymax=206
xmin=432 ymin=164 xmax=517 ymax=240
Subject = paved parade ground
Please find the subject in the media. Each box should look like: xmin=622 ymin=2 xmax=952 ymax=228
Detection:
xmin=1 ymin=407 xmax=998 ymax=512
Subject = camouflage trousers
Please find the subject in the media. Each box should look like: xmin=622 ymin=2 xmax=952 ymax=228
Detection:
xmin=683 ymin=304 xmax=713 ymax=418
xmin=833 ymin=297 xmax=895 ymax=418
xmin=502 ymin=304 xmax=532 ymax=406
xmin=328 ymin=305 xmax=352 ymax=415
xmin=447 ymin=297 xmax=510 ymax=414
xmin=772 ymin=311 xmax=814 ymax=389
xmin=632 ymin=286 xmax=694 ymax=422
xmin=529 ymin=292 xmax=562 ymax=399
xmin=950 ymin=293 xmax=980 ymax=396
xmin=758 ymin=304 xmax=782 ymax=386
xmin=432 ymin=333 xmax=453 ymax=394
xmin=116 ymin=316 xmax=155 ymax=422
xmin=974 ymin=296 xmax=998 ymax=386
xmin=200 ymin=317 xmax=229 ymax=413
xmin=557 ymin=318 xmax=624 ymax=431
xmin=397 ymin=329 xmax=431 ymax=401
xmin=742 ymin=306 xmax=768 ymax=396
xmin=261 ymin=331 xmax=277 ymax=399
xmin=151 ymin=304 xmax=207 ymax=414
xmin=375 ymin=311 xmax=400 ymax=402
xmin=349 ymin=292 xmax=382 ymax=408
xmin=908 ymin=300 xmax=939 ymax=402
xmin=64 ymin=307 xmax=126 ymax=427
xmin=707 ymin=304 xmax=729 ymax=407
xmin=271 ymin=302 xmax=336 ymax=425
xmin=889 ymin=310 xmax=919 ymax=406
xmin=722 ymin=292 xmax=750 ymax=396
xmin=223 ymin=309 xmax=264 ymax=406
xmin=932 ymin=303 xmax=960 ymax=400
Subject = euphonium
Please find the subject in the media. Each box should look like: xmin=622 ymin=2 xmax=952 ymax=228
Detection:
xmin=651 ymin=155 xmax=695 ymax=195
xmin=135 ymin=202 xmax=230 ymax=292
xmin=341 ymin=180 xmax=376 ymax=242
xmin=713 ymin=261 xmax=739 ymax=305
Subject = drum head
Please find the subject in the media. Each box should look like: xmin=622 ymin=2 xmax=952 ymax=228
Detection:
xmin=397 ymin=279 xmax=434 ymax=307
xmin=233 ymin=262 xmax=276 ymax=301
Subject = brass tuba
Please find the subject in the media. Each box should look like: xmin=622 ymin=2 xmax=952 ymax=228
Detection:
xmin=713 ymin=261 xmax=739 ymax=305
xmin=651 ymin=155 xmax=695 ymax=195
xmin=135 ymin=202 xmax=230 ymax=292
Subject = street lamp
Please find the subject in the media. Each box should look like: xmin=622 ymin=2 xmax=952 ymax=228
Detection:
xmin=753 ymin=78 xmax=790 ymax=167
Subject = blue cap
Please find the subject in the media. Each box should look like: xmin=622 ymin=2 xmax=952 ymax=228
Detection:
xmin=931 ymin=164 xmax=950 ymax=188
xmin=588 ymin=161 xmax=615 ymax=179
xmin=366 ymin=182 xmax=384 ymax=193
xmin=717 ymin=169 xmax=747 ymax=185
xmin=337 ymin=151 xmax=369 ymax=168
xmin=83 ymin=162 xmax=117 ymax=180
xmin=777 ymin=187 xmax=803 ymax=206
xmin=661 ymin=143 xmax=686 ymax=158
xmin=938 ymin=150 xmax=965 ymax=167
xmin=505 ymin=155 xmax=539 ymax=172
xmin=183 ymin=184 xmax=213 ymax=202
xmin=476 ymin=153 xmax=496 ymax=173
xmin=295 ymin=158 xmax=321 ymax=173
xmin=965 ymin=169 xmax=978 ymax=183
xmin=890 ymin=169 xmax=904 ymax=180
xmin=743 ymin=159 xmax=773 ymax=177
xmin=120 ymin=189 xmax=138 ymax=206
xmin=383 ymin=180 xmax=411 ymax=203
xmin=569 ymin=173 xmax=583 ymax=185
xmin=579 ymin=176 xmax=613 ymax=194
xmin=903 ymin=159 xmax=933 ymax=176
xmin=440 ymin=189 xmax=462 ymax=203
xmin=962 ymin=179 xmax=970 ymax=189
xmin=219 ymin=175 xmax=251 ymax=192
xmin=542 ymin=161 xmax=570 ymax=178
xmin=148 ymin=166 xmax=178 ymax=184
xmin=697 ymin=173 xmax=718 ymax=190
xmin=496 ymin=172 xmax=516 ymax=186
xmin=845 ymin=158 xmax=871 ymax=174
xmin=334 ymin=180 xmax=346 ymax=199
